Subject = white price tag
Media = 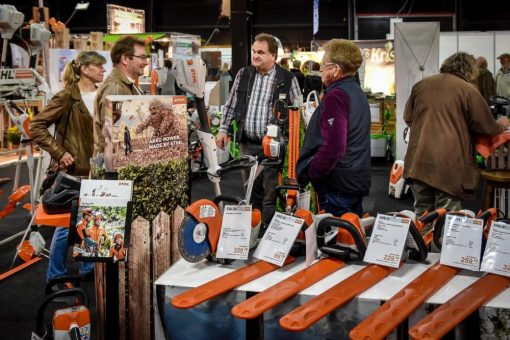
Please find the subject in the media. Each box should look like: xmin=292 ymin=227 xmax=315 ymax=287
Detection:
xmin=363 ymin=214 xmax=411 ymax=268
xmin=440 ymin=215 xmax=483 ymax=271
xmin=253 ymin=212 xmax=304 ymax=266
xmin=215 ymin=205 xmax=252 ymax=260
xmin=481 ymin=221 xmax=510 ymax=277
xmin=298 ymin=191 xmax=311 ymax=211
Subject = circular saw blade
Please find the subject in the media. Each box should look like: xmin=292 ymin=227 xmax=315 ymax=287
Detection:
xmin=178 ymin=213 xmax=211 ymax=262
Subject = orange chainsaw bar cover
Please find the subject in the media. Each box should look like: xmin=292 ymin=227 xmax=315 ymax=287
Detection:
xmin=34 ymin=205 xmax=71 ymax=227
xmin=171 ymin=256 xmax=296 ymax=309
xmin=350 ymin=263 xmax=461 ymax=340
xmin=279 ymin=264 xmax=395 ymax=332
xmin=409 ymin=274 xmax=510 ymax=340
xmin=231 ymin=258 xmax=345 ymax=319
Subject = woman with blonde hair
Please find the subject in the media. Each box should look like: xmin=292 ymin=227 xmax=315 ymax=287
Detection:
xmin=30 ymin=51 xmax=107 ymax=282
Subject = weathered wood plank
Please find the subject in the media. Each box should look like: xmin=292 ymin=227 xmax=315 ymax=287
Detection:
xmin=95 ymin=263 xmax=106 ymax=340
xmin=118 ymin=261 xmax=126 ymax=340
xmin=171 ymin=206 xmax=185 ymax=264
xmin=152 ymin=210 xmax=171 ymax=280
xmin=127 ymin=216 xmax=151 ymax=340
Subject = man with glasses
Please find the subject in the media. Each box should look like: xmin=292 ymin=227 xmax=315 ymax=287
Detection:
xmin=297 ymin=39 xmax=371 ymax=217
xmin=94 ymin=36 xmax=149 ymax=156
xmin=216 ymin=33 xmax=301 ymax=233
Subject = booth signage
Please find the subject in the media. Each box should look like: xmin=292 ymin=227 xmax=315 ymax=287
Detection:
xmin=440 ymin=215 xmax=483 ymax=271
xmin=253 ymin=212 xmax=304 ymax=266
xmin=364 ymin=214 xmax=410 ymax=268
xmin=215 ymin=205 xmax=252 ymax=260
xmin=481 ymin=221 xmax=510 ymax=277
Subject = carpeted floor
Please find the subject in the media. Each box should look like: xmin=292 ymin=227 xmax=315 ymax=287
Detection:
xmin=0 ymin=158 xmax=484 ymax=339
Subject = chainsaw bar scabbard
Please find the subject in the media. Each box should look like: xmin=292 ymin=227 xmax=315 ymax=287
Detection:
xmin=171 ymin=257 xmax=296 ymax=309
xmin=409 ymin=274 xmax=510 ymax=340
xmin=350 ymin=263 xmax=461 ymax=340
xmin=231 ymin=258 xmax=345 ymax=319
xmin=279 ymin=264 xmax=394 ymax=332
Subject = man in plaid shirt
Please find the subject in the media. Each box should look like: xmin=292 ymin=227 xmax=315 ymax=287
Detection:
xmin=217 ymin=33 xmax=301 ymax=233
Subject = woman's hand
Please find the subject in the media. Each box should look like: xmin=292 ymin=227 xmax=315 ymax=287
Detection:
xmin=59 ymin=151 xmax=75 ymax=169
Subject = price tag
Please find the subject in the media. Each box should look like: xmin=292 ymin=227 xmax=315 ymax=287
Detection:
xmin=440 ymin=214 xmax=483 ymax=271
xmin=298 ymin=191 xmax=311 ymax=211
xmin=481 ymin=221 xmax=510 ymax=277
xmin=363 ymin=214 xmax=411 ymax=268
xmin=215 ymin=205 xmax=252 ymax=260
xmin=253 ymin=212 xmax=304 ymax=266
xmin=305 ymin=213 xmax=333 ymax=267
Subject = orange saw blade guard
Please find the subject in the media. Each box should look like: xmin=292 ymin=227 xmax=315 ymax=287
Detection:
xmin=171 ymin=256 xmax=296 ymax=309
xmin=185 ymin=199 xmax=222 ymax=254
xmin=349 ymin=263 xmax=461 ymax=340
xmin=231 ymin=258 xmax=345 ymax=319
xmin=409 ymin=273 xmax=510 ymax=340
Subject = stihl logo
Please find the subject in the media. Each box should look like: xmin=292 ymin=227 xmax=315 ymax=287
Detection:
xmin=191 ymin=68 xmax=197 ymax=84
xmin=0 ymin=70 xmax=15 ymax=80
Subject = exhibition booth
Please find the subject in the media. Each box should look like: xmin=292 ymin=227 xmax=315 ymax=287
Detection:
xmin=1 ymin=2 xmax=510 ymax=340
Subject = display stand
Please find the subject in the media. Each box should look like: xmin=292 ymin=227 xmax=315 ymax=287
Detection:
xmin=155 ymin=254 xmax=510 ymax=339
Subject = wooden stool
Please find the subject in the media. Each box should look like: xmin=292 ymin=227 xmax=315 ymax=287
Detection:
xmin=481 ymin=170 xmax=510 ymax=212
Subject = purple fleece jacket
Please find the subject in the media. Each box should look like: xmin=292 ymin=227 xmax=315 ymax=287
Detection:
xmin=308 ymin=85 xmax=349 ymax=179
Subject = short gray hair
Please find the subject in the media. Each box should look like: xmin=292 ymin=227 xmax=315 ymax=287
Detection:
xmin=440 ymin=52 xmax=478 ymax=82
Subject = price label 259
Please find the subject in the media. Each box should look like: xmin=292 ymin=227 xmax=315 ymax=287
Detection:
xmin=383 ymin=254 xmax=400 ymax=263
xmin=460 ymin=256 xmax=478 ymax=265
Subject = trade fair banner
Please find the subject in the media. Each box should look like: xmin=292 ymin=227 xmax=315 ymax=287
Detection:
xmin=107 ymin=4 xmax=145 ymax=34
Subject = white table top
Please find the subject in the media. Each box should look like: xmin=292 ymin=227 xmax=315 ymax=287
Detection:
xmin=155 ymin=253 xmax=510 ymax=309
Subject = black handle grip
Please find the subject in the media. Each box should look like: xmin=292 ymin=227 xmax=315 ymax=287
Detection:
xmin=216 ymin=156 xmax=256 ymax=176
xmin=316 ymin=217 xmax=367 ymax=261
xmin=36 ymin=288 xmax=89 ymax=336
xmin=276 ymin=184 xmax=300 ymax=202
xmin=212 ymin=195 xmax=243 ymax=206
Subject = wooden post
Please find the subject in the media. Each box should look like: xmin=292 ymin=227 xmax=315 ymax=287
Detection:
xmin=171 ymin=206 xmax=184 ymax=264
xmin=127 ymin=216 xmax=151 ymax=340
xmin=152 ymin=211 xmax=171 ymax=279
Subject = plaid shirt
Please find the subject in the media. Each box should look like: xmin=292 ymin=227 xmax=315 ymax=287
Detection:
xmin=220 ymin=65 xmax=301 ymax=141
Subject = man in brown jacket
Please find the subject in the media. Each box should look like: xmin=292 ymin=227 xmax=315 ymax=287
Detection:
xmin=404 ymin=52 xmax=509 ymax=214
xmin=94 ymin=36 xmax=148 ymax=157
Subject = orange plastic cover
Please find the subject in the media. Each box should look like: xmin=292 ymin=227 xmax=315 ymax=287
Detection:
xmin=409 ymin=274 xmax=510 ymax=340
xmin=34 ymin=205 xmax=71 ymax=227
xmin=185 ymin=199 xmax=222 ymax=254
xmin=231 ymin=258 xmax=345 ymax=319
xmin=53 ymin=305 xmax=91 ymax=330
xmin=476 ymin=131 xmax=510 ymax=159
xmin=279 ymin=264 xmax=394 ymax=332
xmin=171 ymin=256 xmax=296 ymax=309
xmin=349 ymin=263 xmax=461 ymax=340
xmin=389 ymin=162 xmax=403 ymax=185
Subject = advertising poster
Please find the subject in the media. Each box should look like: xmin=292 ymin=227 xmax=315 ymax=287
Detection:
xmin=104 ymin=95 xmax=188 ymax=170
xmin=72 ymin=180 xmax=133 ymax=262
xmin=356 ymin=40 xmax=396 ymax=95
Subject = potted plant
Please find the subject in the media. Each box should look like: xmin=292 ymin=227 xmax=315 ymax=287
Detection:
xmin=6 ymin=126 xmax=21 ymax=146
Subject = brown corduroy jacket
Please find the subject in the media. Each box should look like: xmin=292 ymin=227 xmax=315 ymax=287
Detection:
xmin=404 ymin=73 xmax=505 ymax=200
xmin=30 ymin=83 xmax=94 ymax=176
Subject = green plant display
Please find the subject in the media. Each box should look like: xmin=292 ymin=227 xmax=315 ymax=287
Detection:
xmin=6 ymin=126 xmax=21 ymax=145
xmin=118 ymin=158 xmax=189 ymax=221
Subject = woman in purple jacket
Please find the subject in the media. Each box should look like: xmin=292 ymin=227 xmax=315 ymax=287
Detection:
xmin=297 ymin=39 xmax=371 ymax=217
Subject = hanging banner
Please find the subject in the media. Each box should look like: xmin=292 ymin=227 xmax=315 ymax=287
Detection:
xmin=107 ymin=4 xmax=145 ymax=34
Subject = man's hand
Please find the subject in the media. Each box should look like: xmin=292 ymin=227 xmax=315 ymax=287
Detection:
xmin=58 ymin=151 xmax=75 ymax=169
xmin=497 ymin=116 xmax=510 ymax=130
xmin=216 ymin=131 xmax=228 ymax=150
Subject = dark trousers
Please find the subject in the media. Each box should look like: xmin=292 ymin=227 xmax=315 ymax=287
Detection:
xmin=317 ymin=190 xmax=363 ymax=217
xmin=240 ymin=142 xmax=279 ymax=227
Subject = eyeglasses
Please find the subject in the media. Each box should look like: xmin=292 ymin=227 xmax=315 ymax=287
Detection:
xmin=320 ymin=62 xmax=339 ymax=71
xmin=128 ymin=54 xmax=149 ymax=61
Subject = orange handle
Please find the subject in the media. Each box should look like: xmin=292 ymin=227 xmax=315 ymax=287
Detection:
xmin=232 ymin=258 xmax=345 ymax=319
xmin=350 ymin=263 xmax=461 ymax=340
xmin=171 ymin=257 xmax=295 ymax=309
xmin=279 ymin=264 xmax=394 ymax=332
xmin=409 ymin=274 xmax=510 ymax=340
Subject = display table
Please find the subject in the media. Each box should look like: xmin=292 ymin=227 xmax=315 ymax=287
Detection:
xmin=155 ymin=254 xmax=510 ymax=339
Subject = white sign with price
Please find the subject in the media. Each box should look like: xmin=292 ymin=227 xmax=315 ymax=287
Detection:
xmin=481 ymin=221 xmax=510 ymax=277
xmin=440 ymin=215 xmax=483 ymax=271
xmin=363 ymin=214 xmax=411 ymax=268
xmin=215 ymin=205 xmax=252 ymax=260
xmin=253 ymin=212 xmax=304 ymax=266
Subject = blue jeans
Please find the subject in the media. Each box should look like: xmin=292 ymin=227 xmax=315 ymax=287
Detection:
xmin=46 ymin=227 xmax=94 ymax=281
xmin=317 ymin=191 xmax=363 ymax=217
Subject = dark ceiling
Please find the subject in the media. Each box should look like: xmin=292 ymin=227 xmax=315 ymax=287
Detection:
xmin=5 ymin=0 xmax=510 ymax=50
